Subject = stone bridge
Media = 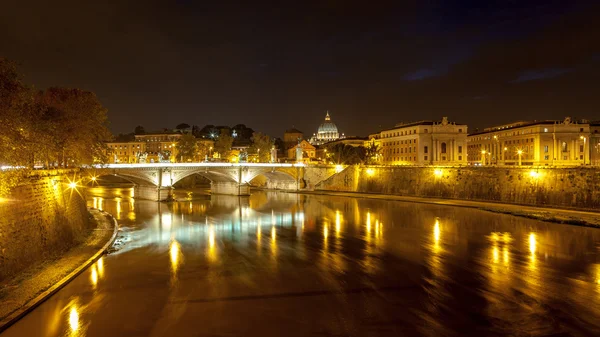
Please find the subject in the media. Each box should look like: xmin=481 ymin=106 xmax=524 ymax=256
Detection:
xmin=88 ymin=163 xmax=339 ymax=200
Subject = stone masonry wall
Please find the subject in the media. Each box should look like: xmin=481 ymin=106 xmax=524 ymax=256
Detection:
xmin=0 ymin=170 xmax=91 ymax=281
xmin=315 ymin=166 xmax=600 ymax=209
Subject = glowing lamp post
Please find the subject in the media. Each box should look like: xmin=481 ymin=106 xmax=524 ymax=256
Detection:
xmin=481 ymin=150 xmax=486 ymax=166
xmin=517 ymin=149 xmax=523 ymax=166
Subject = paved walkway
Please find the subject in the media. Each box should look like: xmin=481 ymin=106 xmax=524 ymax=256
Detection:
xmin=297 ymin=191 xmax=600 ymax=228
xmin=0 ymin=209 xmax=116 ymax=327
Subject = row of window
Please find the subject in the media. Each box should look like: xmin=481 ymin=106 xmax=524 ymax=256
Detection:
xmin=384 ymin=155 xmax=464 ymax=162
xmin=384 ymin=144 xmax=464 ymax=155
xmin=383 ymin=139 xmax=417 ymax=146
xmin=382 ymin=128 xmax=464 ymax=139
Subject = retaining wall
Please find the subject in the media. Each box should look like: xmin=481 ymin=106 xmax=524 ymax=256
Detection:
xmin=315 ymin=166 xmax=600 ymax=209
xmin=0 ymin=170 xmax=91 ymax=281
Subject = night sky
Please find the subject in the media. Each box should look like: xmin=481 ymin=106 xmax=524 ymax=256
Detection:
xmin=2 ymin=1 xmax=599 ymax=138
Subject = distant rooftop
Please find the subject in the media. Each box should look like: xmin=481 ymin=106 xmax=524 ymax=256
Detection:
xmin=284 ymin=128 xmax=303 ymax=134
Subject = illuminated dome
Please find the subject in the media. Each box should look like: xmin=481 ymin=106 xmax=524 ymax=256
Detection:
xmin=310 ymin=112 xmax=343 ymax=145
xmin=317 ymin=113 xmax=339 ymax=134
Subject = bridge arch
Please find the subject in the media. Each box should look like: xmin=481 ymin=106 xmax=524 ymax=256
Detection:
xmin=170 ymin=169 xmax=238 ymax=186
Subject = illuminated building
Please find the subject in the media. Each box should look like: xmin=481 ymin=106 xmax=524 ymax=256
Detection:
xmin=377 ymin=117 xmax=468 ymax=166
xmin=309 ymin=111 xmax=345 ymax=146
xmin=467 ymin=117 xmax=598 ymax=166
xmin=106 ymin=132 xmax=214 ymax=163
xmin=134 ymin=132 xmax=183 ymax=161
xmin=287 ymin=140 xmax=316 ymax=163
xmin=105 ymin=142 xmax=146 ymax=163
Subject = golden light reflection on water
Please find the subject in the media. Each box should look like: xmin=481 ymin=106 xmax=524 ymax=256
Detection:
xmin=115 ymin=198 xmax=121 ymax=220
xmin=270 ymin=226 xmax=277 ymax=258
xmin=69 ymin=306 xmax=79 ymax=332
xmin=170 ymin=240 xmax=182 ymax=276
xmin=529 ymin=233 xmax=537 ymax=255
xmin=90 ymin=266 xmax=98 ymax=289
xmin=528 ymin=232 xmax=537 ymax=267
xmin=335 ymin=211 xmax=341 ymax=238
xmin=433 ymin=219 xmax=441 ymax=253
xmin=97 ymin=257 xmax=104 ymax=278
xmin=92 ymin=197 xmax=104 ymax=211
xmin=207 ymin=226 xmax=217 ymax=262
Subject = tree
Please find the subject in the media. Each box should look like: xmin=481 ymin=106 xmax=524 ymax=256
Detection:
xmin=40 ymin=87 xmax=112 ymax=166
xmin=0 ymin=58 xmax=56 ymax=167
xmin=191 ymin=125 xmax=201 ymax=137
xmin=213 ymin=129 xmax=233 ymax=160
xmin=250 ymin=132 xmax=272 ymax=162
xmin=134 ymin=125 xmax=145 ymax=134
xmin=176 ymin=133 xmax=198 ymax=162
xmin=199 ymin=124 xmax=218 ymax=139
xmin=326 ymin=144 xmax=367 ymax=165
xmin=115 ymin=133 xmax=135 ymax=142
xmin=232 ymin=124 xmax=255 ymax=142
xmin=365 ymin=141 xmax=381 ymax=164
xmin=175 ymin=123 xmax=190 ymax=131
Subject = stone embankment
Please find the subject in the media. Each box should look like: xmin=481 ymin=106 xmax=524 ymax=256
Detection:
xmin=0 ymin=170 xmax=92 ymax=281
xmin=315 ymin=166 xmax=600 ymax=210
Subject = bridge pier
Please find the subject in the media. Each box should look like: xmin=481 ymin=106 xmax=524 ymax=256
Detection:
xmin=134 ymin=185 xmax=173 ymax=201
xmin=265 ymin=180 xmax=297 ymax=190
xmin=211 ymin=182 xmax=250 ymax=196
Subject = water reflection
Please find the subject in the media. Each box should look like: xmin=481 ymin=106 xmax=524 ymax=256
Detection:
xmin=68 ymin=306 xmax=78 ymax=332
xmin=169 ymin=239 xmax=183 ymax=280
xmin=59 ymin=187 xmax=600 ymax=337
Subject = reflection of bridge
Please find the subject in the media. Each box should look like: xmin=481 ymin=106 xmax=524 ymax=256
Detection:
xmin=92 ymin=163 xmax=336 ymax=200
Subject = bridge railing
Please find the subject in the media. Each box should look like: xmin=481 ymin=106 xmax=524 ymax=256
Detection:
xmin=92 ymin=163 xmax=306 ymax=169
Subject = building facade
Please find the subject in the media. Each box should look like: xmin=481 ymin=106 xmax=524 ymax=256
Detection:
xmin=106 ymin=142 xmax=146 ymax=164
xmin=287 ymin=140 xmax=316 ymax=163
xmin=378 ymin=117 xmax=468 ymax=166
xmin=467 ymin=117 xmax=596 ymax=166
xmin=309 ymin=112 xmax=345 ymax=146
xmin=133 ymin=132 xmax=183 ymax=162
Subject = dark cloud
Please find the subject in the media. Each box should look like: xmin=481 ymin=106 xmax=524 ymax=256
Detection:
xmin=1 ymin=0 xmax=599 ymax=137
xmin=511 ymin=68 xmax=573 ymax=83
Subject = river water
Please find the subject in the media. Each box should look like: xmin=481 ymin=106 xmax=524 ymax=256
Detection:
xmin=2 ymin=187 xmax=600 ymax=337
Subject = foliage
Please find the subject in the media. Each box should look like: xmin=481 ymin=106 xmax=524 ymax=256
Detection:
xmin=250 ymin=132 xmax=272 ymax=162
xmin=196 ymin=141 xmax=213 ymax=161
xmin=176 ymin=133 xmax=198 ymax=162
xmin=232 ymin=124 xmax=255 ymax=142
xmin=115 ymin=133 xmax=135 ymax=142
xmin=40 ymin=87 xmax=112 ymax=165
xmin=365 ymin=141 xmax=381 ymax=164
xmin=213 ymin=129 xmax=233 ymax=160
xmin=0 ymin=58 xmax=112 ymax=168
xmin=0 ymin=58 xmax=39 ymax=167
xmin=134 ymin=125 xmax=145 ymax=134
xmin=0 ymin=169 xmax=29 ymax=198
xmin=175 ymin=123 xmax=190 ymax=130
xmin=326 ymin=144 xmax=367 ymax=165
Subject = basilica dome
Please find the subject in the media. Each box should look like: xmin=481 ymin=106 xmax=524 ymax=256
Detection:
xmin=310 ymin=112 xmax=343 ymax=145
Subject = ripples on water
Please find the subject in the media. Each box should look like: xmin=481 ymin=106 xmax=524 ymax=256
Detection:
xmin=3 ymin=187 xmax=600 ymax=337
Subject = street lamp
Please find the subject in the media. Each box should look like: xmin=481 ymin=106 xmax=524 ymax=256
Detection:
xmin=517 ymin=149 xmax=523 ymax=166
xmin=580 ymin=135 xmax=587 ymax=165
xmin=503 ymin=147 xmax=508 ymax=165
xmin=481 ymin=150 xmax=486 ymax=166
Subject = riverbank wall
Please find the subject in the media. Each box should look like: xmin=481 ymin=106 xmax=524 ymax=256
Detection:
xmin=0 ymin=170 xmax=91 ymax=281
xmin=314 ymin=166 xmax=600 ymax=209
